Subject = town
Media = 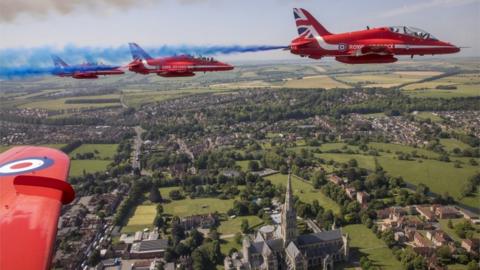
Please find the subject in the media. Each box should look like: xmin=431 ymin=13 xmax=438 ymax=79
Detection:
xmin=1 ymin=59 xmax=479 ymax=270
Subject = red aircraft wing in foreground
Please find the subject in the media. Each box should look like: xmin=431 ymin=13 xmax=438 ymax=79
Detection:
xmin=0 ymin=146 xmax=75 ymax=270
xmin=290 ymin=8 xmax=461 ymax=64
xmin=127 ymin=43 xmax=234 ymax=77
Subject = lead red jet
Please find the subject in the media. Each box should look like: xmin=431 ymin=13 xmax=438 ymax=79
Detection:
xmin=0 ymin=146 xmax=75 ymax=270
xmin=127 ymin=43 xmax=234 ymax=77
xmin=289 ymin=8 xmax=461 ymax=64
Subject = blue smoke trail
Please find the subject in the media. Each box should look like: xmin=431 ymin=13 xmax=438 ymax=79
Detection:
xmin=0 ymin=44 xmax=286 ymax=79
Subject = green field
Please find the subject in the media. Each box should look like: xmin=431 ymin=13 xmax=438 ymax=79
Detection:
xmin=342 ymin=224 xmax=402 ymax=270
xmin=367 ymin=142 xmax=439 ymax=159
xmin=316 ymin=152 xmax=479 ymax=208
xmin=264 ymin=173 xmax=341 ymax=214
xmin=217 ymin=215 xmax=264 ymax=235
xmin=69 ymin=144 xmax=118 ymax=159
xmin=402 ymin=73 xmax=480 ymax=98
xmin=19 ymin=94 xmax=122 ymax=110
xmin=336 ymin=72 xmax=437 ymax=88
xmin=440 ymin=139 xmax=471 ymax=152
xmin=163 ymin=197 xmax=236 ymax=217
xmin=121 ymin=204 xmax=157 ymax=233
xmin=69 ymin=160 xmax=111 ymax=176
xmin=283 ymin=75 xmax=350 ymax=89
xmin=413 ymin=111 xmax=443 ymax=122
xmin=220 ymin=237 xmax=242 ymax=259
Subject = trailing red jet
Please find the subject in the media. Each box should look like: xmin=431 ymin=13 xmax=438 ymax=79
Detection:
xmin=127 ymin=43 xmax=234 ymax=77
xmin=290 ymin=8 xmax=461 ymax=64
xmin=51 ymin=55 xmax=124 ymax=79
xmin=0 ymin=146 xmax=75 ymax=270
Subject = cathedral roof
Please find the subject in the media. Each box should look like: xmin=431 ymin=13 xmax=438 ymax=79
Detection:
xmin=296 ymin=229 xmax=343 ymax=246
xmin=285 ymin=241 xmax=302 ymax=258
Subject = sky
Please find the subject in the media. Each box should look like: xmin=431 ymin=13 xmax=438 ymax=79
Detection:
xmin=0 ymin=0 xmax=479 ymax=63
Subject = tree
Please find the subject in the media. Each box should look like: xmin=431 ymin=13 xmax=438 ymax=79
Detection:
xmin=248 ymin=160 xmax=260 ymax=171
xmin=87 ymin=249 xmax=101 ymax=266
xmin=234 ymin=232 xmax=243 ymax=244
xmin=467 ymin=261 xmax=480 ymax=270
xmin=171 ymin=222 xmax=186 ymax=244
xmin=190 ymin=229 xmax=204 ymax=248
xmin=447 ymin=219 xmax=453 ymax=229
xmin=241 ymin=219 xmax=249 ymax=234
xmin=149 ymin=186 xmax=162 ymax=203
xmin=436 ymin=246 xmax=451 ymax=264
xmin=169 ymin=190 xmax=183 ymax=200
xmin=192 ymin=249 xmax=207 ymax=270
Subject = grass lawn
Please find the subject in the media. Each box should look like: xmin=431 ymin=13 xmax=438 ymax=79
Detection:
xmin=264 ymin=173 xmax=341 ymax=214
xmin=69 ymin=160 xmax=111 ymax=176
xmin=342 ymin=224 xmax=402 ymax=270
xmin=69 ymin=144 xmax=118 ymax=159
xmin=163 ymin=197 xmax=236 ymax=217
xmin=220 ymin=237 xmax=241 ymax=258
xmin=236 ymin=160 xmax=260 ymax=172
xmin=438 ymin=218 xmax=480 ymax=242
xmin=217 ymin=216 xmax=264 ymax=235
xmin=121 ymin=204 xmax=157 ymax=234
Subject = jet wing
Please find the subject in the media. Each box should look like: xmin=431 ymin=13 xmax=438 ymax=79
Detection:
xmin=349 ymin=45 xmax=393 ymax=56
xmin=0 ymin=146 xmax=75 ymax=270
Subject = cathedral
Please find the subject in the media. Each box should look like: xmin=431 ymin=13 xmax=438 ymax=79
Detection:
xmin=224 ymin=172 xmax=349 ymax=270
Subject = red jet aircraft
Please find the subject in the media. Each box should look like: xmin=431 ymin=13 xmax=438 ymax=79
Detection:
xmin=127 ymin=43 xmax=234 ymax=77
xmin=0 ymin=146 xmax=75 ymax=270
xmin=290 ymin=8 xmax=461 ymax=64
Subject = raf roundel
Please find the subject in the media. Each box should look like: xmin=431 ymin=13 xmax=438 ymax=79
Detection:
xmin=0 ymin=157 xmax=54 ymax=176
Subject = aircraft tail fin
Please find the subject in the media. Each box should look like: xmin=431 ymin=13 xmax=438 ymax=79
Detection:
xmin=293 ymin=8 xmax=332 ymax=37
xmin=129 ymin=43 xmax=153 ymax=60
xmin=51 ymin=55 xmax=69 ymax=68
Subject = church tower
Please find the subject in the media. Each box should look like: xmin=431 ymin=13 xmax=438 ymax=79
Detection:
xmin=281 ymin=169 xmax=297 ymax=246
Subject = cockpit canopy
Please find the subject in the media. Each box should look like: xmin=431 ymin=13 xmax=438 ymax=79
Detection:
xmin=184 ymin=54 xmax=218 ymax=62
xmin=389 ymin=26 xmax=438 ymax=40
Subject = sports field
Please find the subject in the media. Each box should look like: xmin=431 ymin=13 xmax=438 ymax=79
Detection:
xmin=121 ymin=204 xmax=157 ymax=233
xmin=69 ymin=160 xmax=111 ymax=176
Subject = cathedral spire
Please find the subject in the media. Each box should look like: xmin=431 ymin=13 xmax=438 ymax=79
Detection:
xmin=281 ymin=157 xmax=297 ymax=246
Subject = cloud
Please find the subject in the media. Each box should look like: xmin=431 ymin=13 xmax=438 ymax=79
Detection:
xmin=0 ymin=0 xmax=210 ymax=22
xmin=380 ymin=0 xmax=480 ymax=18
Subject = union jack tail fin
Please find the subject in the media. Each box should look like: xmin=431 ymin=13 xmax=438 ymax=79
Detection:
xmin=293 ymin=8 xmax=332 ymax=37
xmin=51 ymin=55 xmax=69 ymax=68
xmin=129 ymin=43 xmax=153 ymax=60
